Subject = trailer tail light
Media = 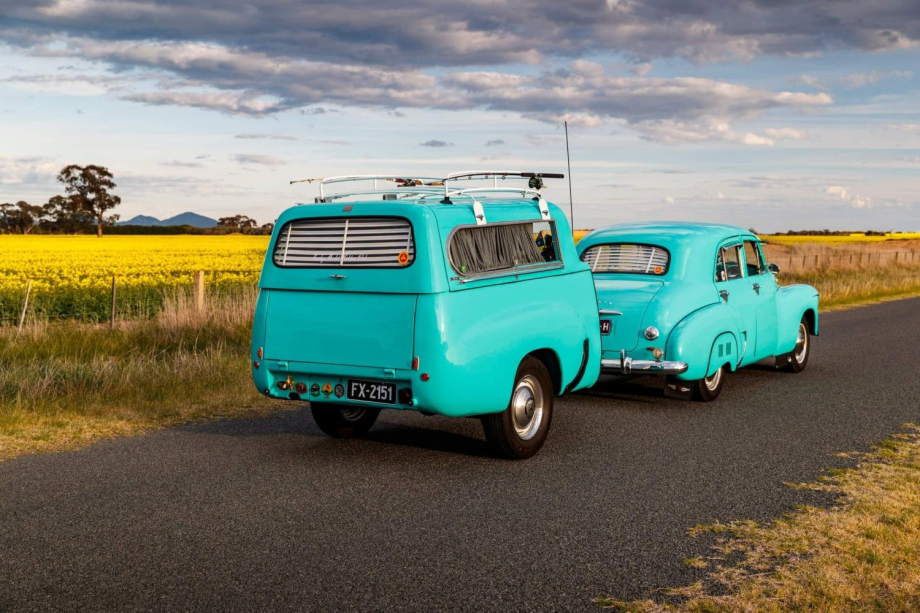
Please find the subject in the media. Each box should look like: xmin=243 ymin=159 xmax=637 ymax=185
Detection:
xmin=412 ymin=356 xmax=420 ymax=371
xmin=257 ymin=347 xmax=263 ymax=359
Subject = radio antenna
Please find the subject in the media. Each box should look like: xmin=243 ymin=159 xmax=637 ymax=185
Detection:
xmin=564 ymin=121 xmax=574 ymax=234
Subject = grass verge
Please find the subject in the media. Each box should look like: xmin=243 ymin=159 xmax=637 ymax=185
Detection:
xmin=782 ymin=265 xmax=920 ymax=310
xmin=596 ymin=425 xmax=920 ymax=612
xmin=0 ymin=287 xmax=286 ymax=461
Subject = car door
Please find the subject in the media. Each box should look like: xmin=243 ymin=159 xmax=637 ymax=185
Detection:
xmin=715 ymin=240 xmax=757 ymax=365
xmin=743 ymin=239 xmax=779 ymax=359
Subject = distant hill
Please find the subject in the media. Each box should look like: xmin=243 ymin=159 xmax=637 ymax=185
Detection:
xmin=118 ymin=212 xmax=218 ymax=228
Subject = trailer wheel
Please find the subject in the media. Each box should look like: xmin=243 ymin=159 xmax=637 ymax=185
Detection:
xmin=310 ymin=403 xmax=380 ymax=438
xmin=481 ymin=357 xmax=554 ymax=459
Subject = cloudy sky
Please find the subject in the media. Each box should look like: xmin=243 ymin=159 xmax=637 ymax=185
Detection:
xmin=1 ymin=0 xmax=919 ymax=232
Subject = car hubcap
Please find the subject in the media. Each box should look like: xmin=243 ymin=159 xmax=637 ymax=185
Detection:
xmin=704 ymin=367 xmax=722 ymax=391
xmin=340 ymin=407 xmax=366 ymax=421
xmin=795 ymin=323 xmax=808 ymax=364
xmin=511 ymin=375 xmax=544 ymax=441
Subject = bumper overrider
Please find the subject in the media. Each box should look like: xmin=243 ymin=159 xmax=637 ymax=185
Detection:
xmin=601 ymin=349 xmax=688 ymax=376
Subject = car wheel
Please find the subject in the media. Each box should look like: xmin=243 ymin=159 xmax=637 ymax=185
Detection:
xmin=481 ymin=356 xmax=554 ymax=459
xmin=310 ymin=402 xmax=380 ymax=438
xmin=691 ymin=365 xmax=725 ymax=402
xmin=777 ymin=317 xmax=810 ymax=373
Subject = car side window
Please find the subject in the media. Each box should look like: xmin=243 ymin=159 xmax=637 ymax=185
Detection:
xmin=743 ymin=240 xmax=766 ymax=276
xmin=716 ymin=245 xmax=744 ymax=282
xmin=449 ymin=220 xmax=559 ymax=276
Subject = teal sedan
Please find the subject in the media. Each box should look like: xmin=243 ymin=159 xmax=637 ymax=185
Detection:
xmin=577 ymin=222 xmax=819 ymax=401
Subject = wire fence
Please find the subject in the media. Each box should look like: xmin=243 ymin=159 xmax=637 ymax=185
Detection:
xmin=768 ymin=251 xmax=920 ymax=272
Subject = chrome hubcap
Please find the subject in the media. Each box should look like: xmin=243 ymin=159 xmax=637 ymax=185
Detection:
xmin=794 ymin=323 xmax=808 ymax=364
xmin=511 ymin=375 xmax=544 ymax=441
xmin=340 ymin=407 xmax=366 ymax=421
xmin=704 ymin=366 xmax=723 ymax=391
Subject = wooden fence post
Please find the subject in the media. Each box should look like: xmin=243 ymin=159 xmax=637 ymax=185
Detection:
xmin=193 ymin=271 xmax=205 ymax=313
xmin=109 ymin=276 xmax=116 ymax=331
xmin=16 ymin=280 xmax=32 ymax=336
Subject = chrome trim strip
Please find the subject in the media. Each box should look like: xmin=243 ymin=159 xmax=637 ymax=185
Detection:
xmin=601 ymin=357 xmax=689 ymax=376
xmin=598 ymin=309 xmax=623 ymax=316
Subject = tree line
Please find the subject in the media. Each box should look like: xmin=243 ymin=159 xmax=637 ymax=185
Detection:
xmin=1 ymin=165 xmax=120 ymax=237
xmin=1 ymin=165 xmax=272 ymax=236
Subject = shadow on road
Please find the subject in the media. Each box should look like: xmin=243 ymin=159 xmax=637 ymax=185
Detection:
xmin=178 ymin=406 xmax=495 ymax=458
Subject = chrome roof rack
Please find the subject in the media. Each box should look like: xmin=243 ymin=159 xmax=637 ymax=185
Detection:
xmin=289 ymin=170 xmax=564 ymax=225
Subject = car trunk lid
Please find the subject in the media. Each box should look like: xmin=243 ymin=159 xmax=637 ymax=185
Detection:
xmin=263 ymin=289 xmax=417 ymax=369
xmin=595 ymin=278 xmax=665 ymax=352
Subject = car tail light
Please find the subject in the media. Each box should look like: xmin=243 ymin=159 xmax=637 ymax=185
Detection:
xmin=257 ymin=347 xmax=263 ymax=359
xmin=295 ymin=382 xmax=307 ymax=394
xmin=412 ymin=356 xmax=420 ymax=371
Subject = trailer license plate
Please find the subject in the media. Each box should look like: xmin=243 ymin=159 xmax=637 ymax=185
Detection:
xmin=600 ymin=320 xmax=612 ymax=335
xmin=347 ymin=380 xmax=396 ymax=405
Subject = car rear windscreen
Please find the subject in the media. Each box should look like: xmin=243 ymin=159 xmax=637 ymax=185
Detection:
xmin=273 ymin=216 xmax=415 ymax=268
xmin=580 ymin=243 xmax=669 ymax=275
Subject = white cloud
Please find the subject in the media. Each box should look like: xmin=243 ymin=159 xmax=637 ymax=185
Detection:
xmin=825 ymin=185 xmax=874 ymax=209
xmin=230 ymin=154 xmax=287 ymax=166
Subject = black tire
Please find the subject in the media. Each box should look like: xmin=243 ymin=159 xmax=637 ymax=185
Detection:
xmin=691 ymin=364 xmax=725 ymax=402
xmin=777 ymin=316 xmax=810 ymax=373
xmin=310 ymin=402 xmax=380 ymax=438
xmin=481 ymin=357 xmax=554 ymax=460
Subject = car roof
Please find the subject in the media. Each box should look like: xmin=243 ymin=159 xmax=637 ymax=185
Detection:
xmin=577 ymin=221 xmax=758 ymax=281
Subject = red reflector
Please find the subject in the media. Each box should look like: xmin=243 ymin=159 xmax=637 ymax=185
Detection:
xmin=253 ymin=361 xmax=260 ymax=369
xmin=257 ymin=347 xmax=263 ymax=360
xmin=412 ymin=356 xmax=420 ymax=371
xmin=420 ymin=373 xmax=430 ymax=382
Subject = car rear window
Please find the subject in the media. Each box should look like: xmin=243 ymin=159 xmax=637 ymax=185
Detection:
xmin=580 ymin=243 xmax=669 ymax=275
xmin=273 ymin=216 xmax=415 ymax=268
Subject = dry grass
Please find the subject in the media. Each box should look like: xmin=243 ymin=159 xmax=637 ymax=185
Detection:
xmin=596 ymin=426 xmax=920 ymax=612
xmin=0 ymin=287 xmax=286 ymax=461
xmin=762 ymin=242 xmax=920 ymax=309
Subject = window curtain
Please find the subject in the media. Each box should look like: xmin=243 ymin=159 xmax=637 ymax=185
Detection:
xmin=450 ymin=223 xmax=545 ymax=274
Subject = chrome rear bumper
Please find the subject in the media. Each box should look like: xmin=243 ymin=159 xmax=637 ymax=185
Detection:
xmin=601 ymin=350 xmax=688 ymax=376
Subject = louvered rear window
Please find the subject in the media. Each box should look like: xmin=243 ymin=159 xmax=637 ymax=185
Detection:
xmin=273 ymin=216 xmax=415 ymax=268
xmin=580 ymin=243 xmax=670 ymax=275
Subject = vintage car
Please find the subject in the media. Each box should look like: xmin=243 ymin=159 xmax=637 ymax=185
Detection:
xmin=577 ymin=222 xmax=819 ymax=401
xmin=251 ymin=171 xmax=601 ymax=458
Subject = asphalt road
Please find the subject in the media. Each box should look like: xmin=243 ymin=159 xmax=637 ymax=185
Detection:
xmin=3 ymin=298 xmax=920 ymax=612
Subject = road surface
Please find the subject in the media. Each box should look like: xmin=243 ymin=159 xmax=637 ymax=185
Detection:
xmin=2 ymin=298 xmax=919 ymax=612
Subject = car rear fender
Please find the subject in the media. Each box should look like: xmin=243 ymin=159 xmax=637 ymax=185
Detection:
xmin=666 ymin=304 xmax=744 ymax=381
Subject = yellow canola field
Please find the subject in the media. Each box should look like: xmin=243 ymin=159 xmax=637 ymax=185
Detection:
xmin=1 ymin=235 xmax=270 ymax=322
xmin=760 ymin=233 xmax=920 ymax=245
xmin=1 ymin=235 xmax=269 ymax=293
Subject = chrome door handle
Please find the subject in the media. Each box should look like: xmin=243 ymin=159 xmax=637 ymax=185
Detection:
xmin=330 ymin=274 xmax=346 ymax=280
xmin=752 ymin=282 xmax=760 ymax=295
xmin=719 ymin=289 xmax=729 ymax=302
